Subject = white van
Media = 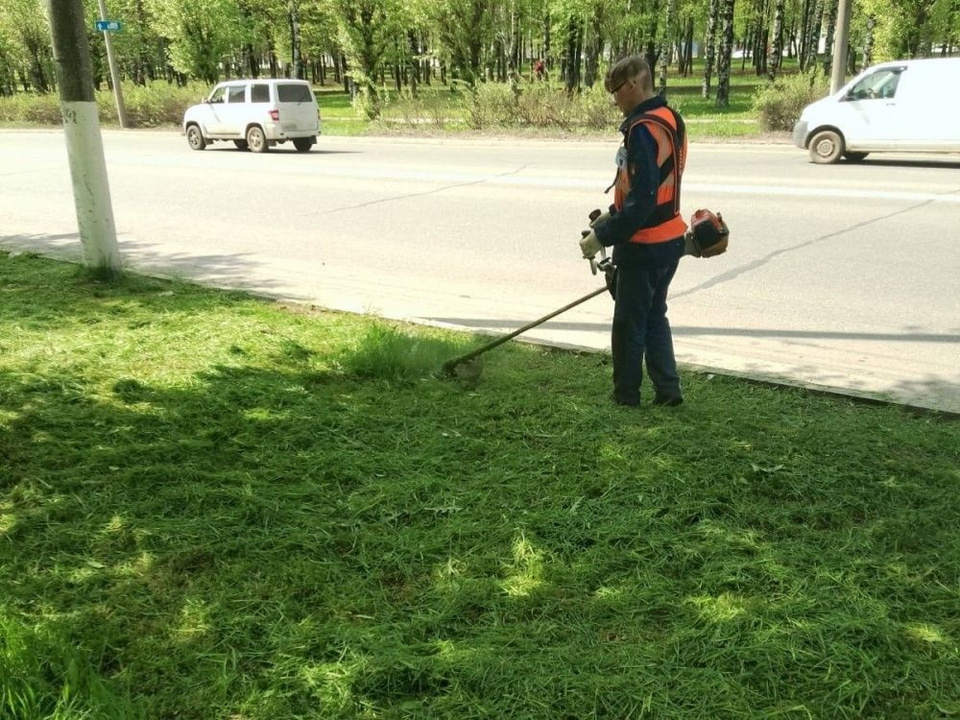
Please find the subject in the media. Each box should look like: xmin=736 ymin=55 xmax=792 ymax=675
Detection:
xmin=182 ymin=78 xmax=321 ymax=153
xmin=792 ymin=57 xmax=960 ymax=163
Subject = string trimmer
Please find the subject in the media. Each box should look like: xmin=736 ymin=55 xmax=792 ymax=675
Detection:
xmin=442 ymin=212 xmax=613 ymax=380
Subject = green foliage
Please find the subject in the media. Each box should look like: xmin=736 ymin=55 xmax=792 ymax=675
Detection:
xmin=0 ymin=90 xmax=61 ymax=124
xmin=752 ymin=72 xmax=830 ymax=131
xmin=149 ymin=0 xmax=243 ymax=83
xmin=0 ymin=81 xmax=208 ymax=128
xmin=97 ymin=81 xmax=206 ymax=127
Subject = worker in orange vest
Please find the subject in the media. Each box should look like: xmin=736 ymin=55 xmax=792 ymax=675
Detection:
xmin=579 ymin=55 xmax=687 ymax=408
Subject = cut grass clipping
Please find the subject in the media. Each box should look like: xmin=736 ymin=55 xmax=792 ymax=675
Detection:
xmin=1 ymin=251 xmax=958 ymax=719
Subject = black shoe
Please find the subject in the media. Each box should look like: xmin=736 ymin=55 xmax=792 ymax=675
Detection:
xmin=653 ymin=394 xmax=683 ymax=407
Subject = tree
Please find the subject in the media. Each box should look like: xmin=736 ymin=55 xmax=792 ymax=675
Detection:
xmin=767 ymin=0 xmax=785 ymax=78
xmin=658 ymin=0 xmax=677 ymax=94
xmin=332 ymin=0 xmax=393 ymax=117
xmin=701 ymin=0 xmax=719 ymax=97
xmin=714 ymin=0 xmax=734 ymax=106
xmin=150 ymin=0 xmax=243 ymax=82
xmin=1 ymin=0 xmax=54 ymax=92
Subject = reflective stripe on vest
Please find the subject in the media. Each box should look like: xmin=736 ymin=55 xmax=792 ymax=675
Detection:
xmin=613 ymin=106 xmax=688 ymax=244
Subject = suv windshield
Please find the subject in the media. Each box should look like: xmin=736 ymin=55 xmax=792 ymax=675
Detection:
xmin=277 ymin=84 xmax=313 ymax=103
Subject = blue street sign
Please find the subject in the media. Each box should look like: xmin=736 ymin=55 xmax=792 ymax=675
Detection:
xmin=95 ymin=20 xmax=122 ymax=32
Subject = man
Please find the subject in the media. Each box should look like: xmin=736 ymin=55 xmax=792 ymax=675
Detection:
xmin=579 ymin=55 xmax=687 ymax=408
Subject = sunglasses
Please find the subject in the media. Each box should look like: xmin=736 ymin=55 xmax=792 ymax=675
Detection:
xmin=608 ymin=78 xmax=632 ymax=95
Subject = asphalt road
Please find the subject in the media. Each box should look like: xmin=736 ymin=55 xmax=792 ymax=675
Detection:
xmin=2 ymin=129 xmax=959 ymax=413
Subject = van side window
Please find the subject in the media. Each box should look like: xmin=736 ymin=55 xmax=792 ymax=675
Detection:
xmin=250 ymin=84 xmax=270 ymax=103
xmin=277 ymin=84 xmax=314 ymax=103
xmin=227 ymin=86 xmax=247 ymax=103
xmin=848 ymin=69 xmax=902 ymax=101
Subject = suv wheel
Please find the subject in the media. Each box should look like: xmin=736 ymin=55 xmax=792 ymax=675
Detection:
xmin=186 ymin=125 xmax=206 ymax=151
xmin=293 ymin=138 xmax=314 ymax=153
xmin=246 ymin=126 xmax=268 ymax=153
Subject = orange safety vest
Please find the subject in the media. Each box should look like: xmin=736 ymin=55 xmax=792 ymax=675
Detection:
xmin=613 ymin=106 xmax=688 ymax=244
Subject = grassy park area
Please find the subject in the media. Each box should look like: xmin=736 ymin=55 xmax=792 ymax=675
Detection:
xmin=0 ymin=64 xmax=800 ymax=141
xmin=1 ymin=250 xmax=958 ymax=718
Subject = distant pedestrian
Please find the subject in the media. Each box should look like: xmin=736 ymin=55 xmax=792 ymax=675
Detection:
xmin=534 ymin=58 xmax=545 ymax=81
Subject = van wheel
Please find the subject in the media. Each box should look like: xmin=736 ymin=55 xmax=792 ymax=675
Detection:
xmin=843 ymin=151 xmax=869 ymax=162
xmin=246 ymin=126 xmax=268 ymax=153
xmin=293 ymin=138 xmax=314 ymax=152
xmin=233 ymin=140 xmax=249 ymax=151
xmin=809 ymin=130 xmax=844 ymax=164
xmin=186 ymin=125 xmax=206 ymax=151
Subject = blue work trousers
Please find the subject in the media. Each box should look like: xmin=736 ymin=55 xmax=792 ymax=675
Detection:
xmin=611 ymin=259 xmax=681 ymax=406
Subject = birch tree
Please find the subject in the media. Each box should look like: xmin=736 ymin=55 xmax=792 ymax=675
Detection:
xmin=714 ymin=0 xmax=734 ymax=106
xmin=701 ymin=0 xmax=718 ymax=97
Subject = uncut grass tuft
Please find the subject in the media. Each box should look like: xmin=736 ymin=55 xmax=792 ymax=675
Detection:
xmin=341 ymin=323 xmax=465 ymax=383
xmin=1 ymin=251 xmax=958 ymax=719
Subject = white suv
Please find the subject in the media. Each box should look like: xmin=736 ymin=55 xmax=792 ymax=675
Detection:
xmin=183 ymin=79 xmax=321 ymax=153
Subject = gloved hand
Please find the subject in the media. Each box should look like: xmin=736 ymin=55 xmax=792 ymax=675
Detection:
xmin=579 ymin=229 xmax=601 ymax=259
xmin=590 ymin=211 xmax=610 ymax=228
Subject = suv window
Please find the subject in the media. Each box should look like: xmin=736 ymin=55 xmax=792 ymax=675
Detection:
xmin=277 ymin=84 xmax=313 ymax=103
xmin=227 ymin=85 xmax=247 ymax=103
xmin=208 ymin=86 xmax=227 ymax=103
xmin=848 ymin=69 xmax=902 ymax=101
xmin=250 ymin=84 xmax=270 ymax=103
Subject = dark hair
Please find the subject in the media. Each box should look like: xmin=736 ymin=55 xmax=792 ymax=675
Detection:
xmin=604 ymin=55 xmax=653 ymax=93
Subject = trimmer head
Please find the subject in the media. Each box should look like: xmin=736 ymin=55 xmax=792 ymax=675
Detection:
xmin=442 ymin=356 xmax=484 ymax=381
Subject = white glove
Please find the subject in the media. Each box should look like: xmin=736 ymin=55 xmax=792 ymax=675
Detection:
xmin=579 ymin=230 xmax=602 ymax=259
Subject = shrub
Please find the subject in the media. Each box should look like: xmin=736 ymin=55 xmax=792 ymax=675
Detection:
xmin=378 ymin=88 xmax=451 ymax=129
xmin=752 ymin=72 xmax=830 ymax=131
xmin=98 ymin=81 xmax=207 ymax=127
xmin=465 ymin=79 xmax=618 ymax=130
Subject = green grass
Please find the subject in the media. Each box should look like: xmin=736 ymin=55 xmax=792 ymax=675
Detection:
xmin=2 ymin=251 xmax=958 ymax=719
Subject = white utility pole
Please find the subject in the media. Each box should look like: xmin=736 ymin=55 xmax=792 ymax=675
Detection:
xmin=830 ymin=0 xmax=853 ymax=94
xmin=46 ymin=0 xmax=121 ymax=273
xmin=97 ymin=0 xmax=128 ymax=128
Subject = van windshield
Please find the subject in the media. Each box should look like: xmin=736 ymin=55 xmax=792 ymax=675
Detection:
xmin=277 ymin=84 xmax=314 ymax=103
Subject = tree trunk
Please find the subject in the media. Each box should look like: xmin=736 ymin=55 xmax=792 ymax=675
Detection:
xmin=702 ymin=0 xmax=719 ymax=98
xmin=805 ymin=0 xmax=823 ymax=73
xmin=542 ymin=11 xmax=551 ymax=75
xmin=768 ymin=0 xmax=784 ymax=79
xmin=584 ymin=6 xmax=602 ymax=87
xmin=820 ymin=0 xmax=838 ymax=77
xmin=289 ymin=0 xmax=302 ymax=79
xmin=658 ymin=0 xmax=677 ymax=94
xmin=408 ymin=31 xmax=419 ymax=96
xmin=715 ymin=0 xmax=735 ymax=107
xmin=564 ymin=17 xmax=582 ymax=93
xmin=862 ymin=16 xmax=875 ymax=68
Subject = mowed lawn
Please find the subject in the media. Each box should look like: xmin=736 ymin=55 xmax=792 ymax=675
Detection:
xmin=1 ymin=251 xmax=958 ymax=719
